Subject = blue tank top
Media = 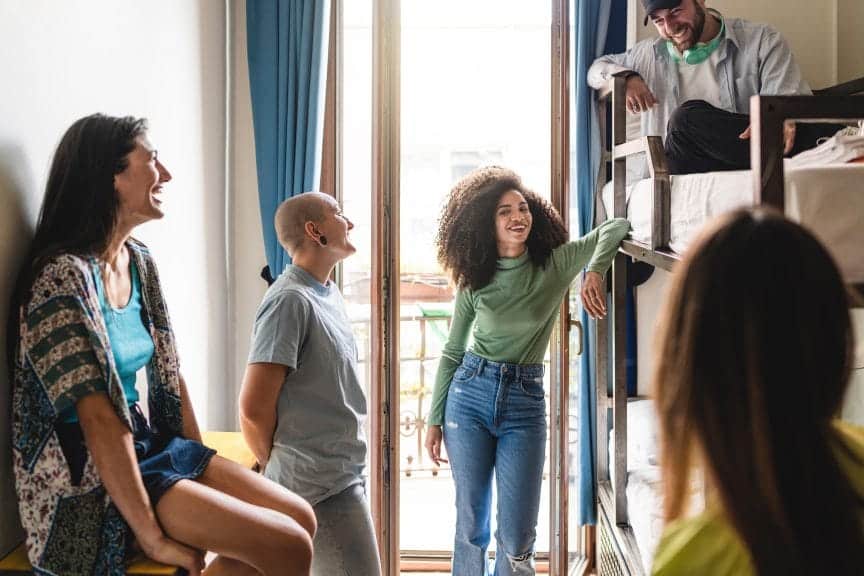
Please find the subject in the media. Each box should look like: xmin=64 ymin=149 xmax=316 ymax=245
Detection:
xmin=62 ymin=257 xmax=155 ymax=422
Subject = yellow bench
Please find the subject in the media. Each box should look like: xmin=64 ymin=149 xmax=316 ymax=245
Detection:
xmin=0 ymin=431 xmax=254 ymax=575
xmin=0 ymin=545 xmax=179 ymax=575
xmin=202 ymin=430 xmax=257 ymax=470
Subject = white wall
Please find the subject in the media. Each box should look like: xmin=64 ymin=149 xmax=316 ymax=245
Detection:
xmin=631 ymin=0 xmax=862 ymax=88
xmin=636 ymin=273 xmax=864 ymax=427
xmin=838 ymin=0 xmax=864 ymax=82
xmin=0 ymin=0 xmax=227 ymax=552
xmin=228 ymin=0 xmax=268 ymax=430
xmin=634 ymin=269 xmax=667 ymax=395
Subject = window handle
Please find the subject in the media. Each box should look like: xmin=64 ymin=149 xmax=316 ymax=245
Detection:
xmin=569 ymin=317 xmax=583 ymax=356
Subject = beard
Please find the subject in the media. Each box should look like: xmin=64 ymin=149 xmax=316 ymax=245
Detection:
xmin=671 ymin=5 xmax=706 ymax=52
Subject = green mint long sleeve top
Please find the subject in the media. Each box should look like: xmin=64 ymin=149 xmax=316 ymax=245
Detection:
xmin=428 ymin=217 xmax=630 ymax=426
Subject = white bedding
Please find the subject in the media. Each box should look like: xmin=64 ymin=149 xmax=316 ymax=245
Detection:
xmin=608 ymin=399 xmax=704 ymax=574
xmin=609 ymin=399 xmax=660 ymax=469
xmin=608 ymin=399 xmax=664 ymax=574
xmin=843 ymin=310 xmax=864 ymax=426
xmin=626 ymin=467 xmax=665 ymax=575
xmin=601 ymin=164 xmax=864 ymax=283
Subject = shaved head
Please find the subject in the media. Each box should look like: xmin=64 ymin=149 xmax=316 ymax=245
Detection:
xmin=274 ymin=192 xmax=336 ymax=256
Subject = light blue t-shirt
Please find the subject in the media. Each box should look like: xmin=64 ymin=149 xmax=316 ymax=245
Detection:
xmin=62 ymin=258 xmax=154 ymax=422
xmin=248 ymin=265 xmax=367 ymax=505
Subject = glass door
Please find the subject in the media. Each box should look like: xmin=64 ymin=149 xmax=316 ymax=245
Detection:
xmin=398 ymin=0 xmax=553 ymax=570
xmin=340 ymin=1 xmax=581 ymax=573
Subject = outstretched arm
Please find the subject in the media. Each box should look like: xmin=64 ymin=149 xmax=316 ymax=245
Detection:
xmin=553 ymin=218 xmax=630 ymax=275
xmin=553 ymin=218 xmax=630 ymax=318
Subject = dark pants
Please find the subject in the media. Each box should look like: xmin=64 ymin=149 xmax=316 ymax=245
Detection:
xmin=664 ymin=100 xmax=840 ymax=175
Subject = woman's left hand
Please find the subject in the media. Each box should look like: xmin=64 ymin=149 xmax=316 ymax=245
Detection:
xmin=581 ymin=271 xmax=607 ymax=319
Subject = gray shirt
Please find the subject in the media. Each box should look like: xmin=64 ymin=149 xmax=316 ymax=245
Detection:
xmin=248 ymin=265 xmax=367 ymax=505
xmin=588 ymin=17 xmax=809 ymax=150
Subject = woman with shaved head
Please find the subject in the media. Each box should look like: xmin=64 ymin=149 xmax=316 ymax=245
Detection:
xmin=241 ymin=191 xmax=381 ymax=576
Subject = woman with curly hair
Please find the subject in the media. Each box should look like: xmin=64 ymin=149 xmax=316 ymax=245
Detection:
xmin=424 ymin=166 xmax=629 ymax=575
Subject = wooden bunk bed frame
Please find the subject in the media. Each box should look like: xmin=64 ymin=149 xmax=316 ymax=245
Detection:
xmin=593 ymin=74 xmax=864 ymax=576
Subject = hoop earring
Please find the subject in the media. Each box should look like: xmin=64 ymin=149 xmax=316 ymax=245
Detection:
xmin=319 ymin=235 xmax=328 ymax=246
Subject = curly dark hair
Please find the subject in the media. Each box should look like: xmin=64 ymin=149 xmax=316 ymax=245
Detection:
xmin=435 ymin=166 xmax=568 ymax=291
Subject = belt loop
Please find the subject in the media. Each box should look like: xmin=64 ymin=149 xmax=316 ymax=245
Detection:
xmin=478 ymin=357 xmax=486 ymax=372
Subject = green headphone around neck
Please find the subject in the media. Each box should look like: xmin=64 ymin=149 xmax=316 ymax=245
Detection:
xmin=667 ymin=12 xmax=725 ymax=65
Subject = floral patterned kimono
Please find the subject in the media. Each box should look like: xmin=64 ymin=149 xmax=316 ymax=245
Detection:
xmin=11 ymin=239 xmax=184 ymax=575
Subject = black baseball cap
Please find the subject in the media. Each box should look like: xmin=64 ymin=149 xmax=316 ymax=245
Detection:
xmin=642 ymin=0 xmax=682 ymax=25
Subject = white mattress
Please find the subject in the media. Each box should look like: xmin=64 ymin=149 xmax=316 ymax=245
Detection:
xmin=609 ymin=399 xmax=660 ymax=469
xmin=608 ymin=399 xmax=663 ymax=573
xmin=608 ymin=399 xmax=704 ymax=573
xmin=843 ymin=310 xmax=864 ymax=426
xmin=601 ymin=164 xmax=864 ymax=283
xmin=626 ymin=467 xmax=665 ymax=575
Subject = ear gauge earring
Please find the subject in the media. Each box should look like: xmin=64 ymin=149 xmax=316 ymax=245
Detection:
xmin=319 ymin=235 xmax=328 ymax=246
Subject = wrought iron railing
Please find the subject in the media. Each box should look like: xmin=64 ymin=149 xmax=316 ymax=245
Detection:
xmin=351 ymin=310 xmax=453 ymax=477
xmin=351 ymin=308 xmax=551 ymax=479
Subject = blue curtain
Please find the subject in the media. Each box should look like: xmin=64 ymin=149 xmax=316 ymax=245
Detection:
xmin=572 ymin=0 xmax=626 ymax=526
xmin=247 ymin=0 xmax=331 ymax=276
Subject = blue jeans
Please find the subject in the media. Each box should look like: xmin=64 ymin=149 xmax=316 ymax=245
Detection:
xmin=444 ymin=352 xmax=547 ymax=576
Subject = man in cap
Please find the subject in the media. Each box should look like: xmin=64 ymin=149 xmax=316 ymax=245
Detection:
xmin=588 ymin=0 xmax=822 ymax=175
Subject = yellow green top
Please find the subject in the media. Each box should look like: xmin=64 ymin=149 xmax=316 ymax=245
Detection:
xmin=651 ymin=421 xmax=864 ymax=576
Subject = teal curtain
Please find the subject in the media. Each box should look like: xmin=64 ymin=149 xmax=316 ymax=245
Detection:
xmin=572 ymin=0 xmax=626 ymax=525
xmin=247 ymin=0 xmax=331 ymax=276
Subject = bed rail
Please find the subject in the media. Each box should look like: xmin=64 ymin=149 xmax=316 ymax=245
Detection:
xmin=599 ymin=74 xmax=671 ymax=251
xmin=751 ymin=94 xmax=864 ymax=207
xmin=597 ymin=76 xmax=864 ymax=246
xmin=593 ymin=73 xmax=864 ymax=576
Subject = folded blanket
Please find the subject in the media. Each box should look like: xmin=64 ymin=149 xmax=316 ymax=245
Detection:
xmin=788 ymin=128 xmax=864 ymax=168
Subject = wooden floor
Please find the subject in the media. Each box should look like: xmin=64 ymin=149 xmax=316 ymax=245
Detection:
xmin=400 ymin=560 xmax=551 ymax=574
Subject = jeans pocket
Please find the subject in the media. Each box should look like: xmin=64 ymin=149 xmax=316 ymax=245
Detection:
xmin=519 ymin=375 xmax=546 ymax=399
xmin=452 ymin=363 xmax=478 ymax=384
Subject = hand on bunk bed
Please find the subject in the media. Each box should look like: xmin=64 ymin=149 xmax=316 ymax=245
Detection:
xmin=739 ymin=121 xmax=797 ymax=154
xmin=581 ymin=271 xmax=607 ymax=319
xmin=625 ymin=73 xmax=656 ymax=114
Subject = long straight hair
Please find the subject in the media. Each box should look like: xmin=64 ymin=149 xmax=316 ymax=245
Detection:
xmin=7 ymin=114 xmax=147 ymax=365
xmin=653 ymin=208 xmax=863 ymax=574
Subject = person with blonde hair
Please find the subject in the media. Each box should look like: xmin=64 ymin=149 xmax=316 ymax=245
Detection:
xmin=651 ymin=208 xmax=864 ymax=575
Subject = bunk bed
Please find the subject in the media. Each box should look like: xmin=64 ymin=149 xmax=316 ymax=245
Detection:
xmin=593 ymin=74 xmax=864 ymax=576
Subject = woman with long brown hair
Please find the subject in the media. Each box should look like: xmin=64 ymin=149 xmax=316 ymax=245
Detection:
xmin=9 ymin=114 xmax=315 ymax=576
xmin=651 ymin=208 xmax=864 ymax=575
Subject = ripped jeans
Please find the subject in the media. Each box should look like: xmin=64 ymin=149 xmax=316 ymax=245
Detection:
xmin=443 ymin=352 xmax=547 ymax=576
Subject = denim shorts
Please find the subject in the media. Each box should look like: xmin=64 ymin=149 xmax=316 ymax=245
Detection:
xmin=56 ymin=403 xmax=216 ymax=505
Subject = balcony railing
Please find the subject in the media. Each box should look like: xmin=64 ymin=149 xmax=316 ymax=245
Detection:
xmin=351 ymin=307 xmax=454 ymax=477
xmin=349 ymin=304 xmax=550 ymax=479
